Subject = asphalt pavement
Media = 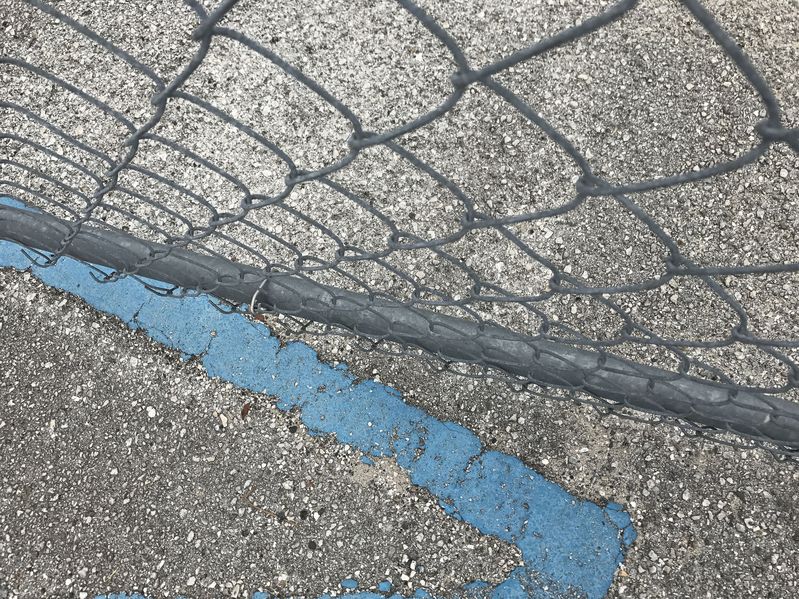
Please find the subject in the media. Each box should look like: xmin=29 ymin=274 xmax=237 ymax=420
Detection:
xmin=1 ymin=0 xmax=798 ymax=597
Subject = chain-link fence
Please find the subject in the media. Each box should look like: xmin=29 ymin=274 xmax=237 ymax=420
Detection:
xmin=1 ymin=0 xmax=798 ymax=457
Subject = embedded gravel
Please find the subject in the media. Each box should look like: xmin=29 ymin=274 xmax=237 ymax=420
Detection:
xmin=0 ymin=269 xmax=521 ymax=599
xmin=1 ymin=1 xmax=798 ymax=598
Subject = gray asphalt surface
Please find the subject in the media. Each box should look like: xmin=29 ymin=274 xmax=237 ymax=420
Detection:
xmin=2 ymin=265 xmax=799 ymax=599
xmin=0 ymin=269 xmax=520 ymax=598
xmin=1 ymin=0 xmax=799 ymax=598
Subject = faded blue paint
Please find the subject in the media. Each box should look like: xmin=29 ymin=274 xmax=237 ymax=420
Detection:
xmin=341 ymin=578 xmax=360 ymax=590
xmin=377 ymin=580 xmax=392 ymax=593
xmin=606 ymin=502 xmax=638 ymax=546
xmin=0 ymin=196 xmax=635 ymax=599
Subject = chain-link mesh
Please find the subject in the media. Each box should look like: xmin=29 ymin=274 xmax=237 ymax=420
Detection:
xmin=1 ymin=0 xmax=798 ymax=457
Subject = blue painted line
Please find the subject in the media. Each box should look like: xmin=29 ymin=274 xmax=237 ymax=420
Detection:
xmin=0 ymin=197 xmax=635 ymax=598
